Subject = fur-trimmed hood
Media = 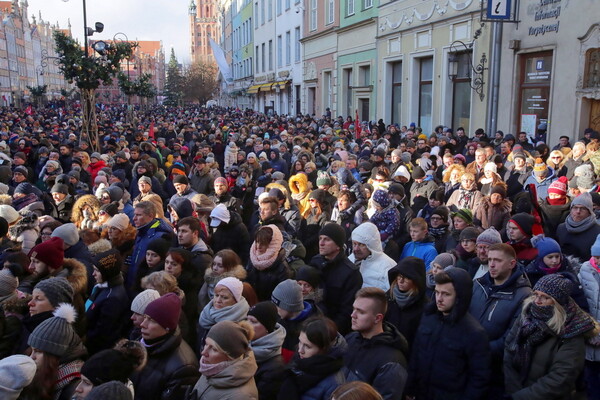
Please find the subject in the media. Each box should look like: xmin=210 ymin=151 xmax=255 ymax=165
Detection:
xmin=102 ymin=223 xmax=137 ymax=249
xmin=289 ymin=173 xmax=310 ymax=195
xmin=87 ymin=238 xmax=112 ymax=256
xmin=204 ymin=264 xmax=247 ymax=285
xmin=0 ymin=193 xmax=12 ymax=205
xmin=71 ymin=194 xmax=102 ymax=226
xmin=8 ymin=211 xmax=39 ymax=239
xmin=60 ymin=258 xmax=89 ymax=296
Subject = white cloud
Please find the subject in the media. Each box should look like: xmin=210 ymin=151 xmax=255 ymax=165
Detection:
xmin=27 ymin=0 xmax=191 ymax=63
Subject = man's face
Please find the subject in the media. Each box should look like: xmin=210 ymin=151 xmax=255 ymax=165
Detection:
xmin=571 ymin=204 xmax=591 ymax=223
xmin=177 ymin=224 xmax=197 ymax=247
xmin=140 ymin=315 xmax=168 ymax=340
xmin=59 ymin=146 xmax=70 ymax=155
xmin=514 ymin=157 xmax=525 ymax=169
xmin=475 ymin=151 xmax=486 ymax=165
xmin=488 ymin=250 xmax=516 ymax=284
xmin=519 ymin=133 xmax=527 ymax=142
xmin=13 ymin=171 xmax=25 ymax=183
xmin=500 ymin=143 xmax=510 ymax=155
xmin=417 ymin=140 xmax=426 ymax=149
xmin=351 ymin=297 xmax=379 ymax=334
xmin=259 ymin=203 xmax=277 ymax=221
xmin=435 ymin=282 xmax=457 ymax=315
xmin=476 ymin=243 xmax=491 ymax=264
xmin=319 ymin=235 xmax=340 ymax=258
xmin=457 ymin=129 xmax=465 ymax=137
xmin=409 ymin=226 xmax=427 ymax=242
xmin=52 ymin=192 xmax=66 ymax=203
xmin=214 ymin=182 xmax=227 ymax=196
xmin=174 ymin=182 xmax=187 ymax=195
xmin=560 ymin=137 xmax=569 ymax=146
xmin=133 ymin=208 xmax=153 ymax=227
xmin=351 ymin=241 xmax=370 ymax=261
xmin=506 ymin=221 xmax=526 ymax=242
xmin=345 ymin=159 xmax=357 ymax=170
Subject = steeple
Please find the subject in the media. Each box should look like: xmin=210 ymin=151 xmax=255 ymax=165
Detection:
xmin=189 ymin=0 xmax=197 ymax=16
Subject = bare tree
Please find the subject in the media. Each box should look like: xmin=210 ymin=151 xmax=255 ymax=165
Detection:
xmin=183 ymin=61 xmax=219 ymax=105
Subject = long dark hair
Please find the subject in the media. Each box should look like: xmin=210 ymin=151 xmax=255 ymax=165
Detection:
xmin=21 ymin=351 xmax=60 ymax=400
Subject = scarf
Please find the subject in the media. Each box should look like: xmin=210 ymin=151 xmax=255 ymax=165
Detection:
xmin=250 ymin=237 xmax=283 ymax=270
xmin=199 ymin=297 xmax=250 ymax=329
xmin=393 ymin=285 xmax=420 ymax=309
xmin=429 ymin=225 xmax=448 ymax=239
xmin=590 ymin=257 xmax=600 ymax=274
xmin=54 ymin=359 xmax=84 ymax=399
xmin=547 ymin=197 xmax=567 ymax=206
xmin=562 ymin=299 xmax=596 ymax=339
xmin=199 ymin=356 xmax=236 ymax=377
xmin=565 ymin=214 xmax=599 ymax=233
xmin=513 ymin=303 xmax=554 ymax=379
xmin=457 ymin=188 xmax=475 ymax=209
xmin=291 ymin=191 xmax=308 ymax=201
xmin=279 ymin=353 xmax=344 ymax=400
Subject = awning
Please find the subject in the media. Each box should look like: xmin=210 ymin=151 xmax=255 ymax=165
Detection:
xmin=273 ymin=80 xmax=290 ymax=89
xmin=259 ymin=83 xmax=274 ymax=92
xmin=247 ymin=84 xmax=261 ymax=94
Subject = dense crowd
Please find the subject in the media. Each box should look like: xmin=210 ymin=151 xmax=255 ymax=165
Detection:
xmin=0 ymin=104 xmax=600 ymax=400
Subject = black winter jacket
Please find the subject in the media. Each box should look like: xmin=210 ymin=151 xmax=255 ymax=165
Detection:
xmin=246 ymin=250 xmax=293 ymax=301
xmin=210 ymin=211 xmax=251 ymax=264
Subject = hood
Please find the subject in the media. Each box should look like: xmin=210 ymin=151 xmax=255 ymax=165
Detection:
xmin=250 ymin=323 xmax=286 ymax=362
xmin=204 ymin=264 xmax=247 ymax=285
xmin=336 ymin=167 xmax=357 ymax=187
xmin=207 ymin=350 xmax=258 ymax=389
xmin=427 ymin=267 xmax=473 ymax=323
xmin=189 ymin=239 xmax=211 ymax=253
xmin=387 ymin=256 xmax=426 ymax=295
xmin=351 ymin=222 xmax=383 ymax=254
xmin=289 ymin=173 xmax=310 ymax=195
xmin=168 ymin=197 xmax=194 ymax=219
xmin=59 ymin=257 xmax=89 ymax=296
xmin=372 ymin=189 xmax=390 ymax=208
xmin=269 ymin=148 xmax=280 ymax=161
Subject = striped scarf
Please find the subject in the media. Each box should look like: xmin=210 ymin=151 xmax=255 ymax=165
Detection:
xmin=54 ymin=359 xmax=84 ymax=400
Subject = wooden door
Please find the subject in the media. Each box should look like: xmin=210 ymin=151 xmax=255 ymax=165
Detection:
xmin=591 ymin=99 xmax=600 ymax=131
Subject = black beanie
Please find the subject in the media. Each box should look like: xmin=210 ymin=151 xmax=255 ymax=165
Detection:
xmin=81 ymin=350 xmax=134 ymax=385
xmin=319 ymin=223 xmax=346 ymax=249
xmin=247 ymin=301 xmax=278 ymax=333
xmin=296 ymin=265 xmax=322 ymax=288
xmin=509 ymin=213 xmax=534 ymax=237
xmin=173 ymin=174 xmax=189 ymax=185
xmin=146 ymin=238 xmax=170 ymax=259
xmin=412 ymin=166 xmax=425 ymax=180
xmin=431 ymin=206 xmax=449 ymax=222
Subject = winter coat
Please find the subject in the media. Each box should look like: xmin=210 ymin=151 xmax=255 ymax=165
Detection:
xmin=409 ymin=178 xmax=439 ymax=206
xmin=556 ymin=218 xmax=600 ymax=262
xmin=87 ymin=159 xmax=107 ymax=183
xmin=190 ymin=350 xmax=258 ymax=400
xmin=51 ymin=194 xmax=74 ymax=223
xmin=559 ymin=157 xmax=587 ymax=180
xmin=523 ymin=167 xmax=558 ymax=201
xmin=506 ymin=167 xmax=531 ymax=199
xmin=211 ymin=211 xmax=251 ymax=265
xmin=386 ymin=263 xmax=429 ymax=348
xmin=289 ymin=174 xmax=312 ymax=218
xmin=54 ymin=258 xmax=89 ymax=336
xmin=246 ymin=250 xmax=293 ymax=301
xmin=578 ymin=260 xmax=600 ymax=361
xmin=370 ymin=204 xmax=402 ymax=242
xmin=85 ymin=273 xmax=130 ymax=354
xmin=473 ymin=197 xmax=512 ymax=231
xmin=183 ymin=239 xmax=213 ymax=289
xmin=470 ymin=268 xmax=532 ymax=359
xmin=190 ymin=165 xmax=215 ymax=196
xmin=348 ymin=222 xmax=397 ymax=292
xmin=400 ymin=236 xmax=438 ymax=271
xmin=538 ymin=199 xmax=570 ymax=240
xmin=310 ymin=252 xmax=363 ymax=335
xmin=447 ymin=187 xmax=483 ymax=211
xmin=224 ymin=143 xmax=239 ymax=173
xmin=343 ymin=322 xmax=409 ymax=400
xmin=251 ymin=323 xmax=287 ymax=400
xmin=406 ymin=268 xmax=491 ymax=400
xmin=8 ymin=212 xmax=39 ymax=254
xmin=279 ymin=300 xmax=323 ymax=363
xmin=70 ymin=194 xmax=102 ymax=230
xmin=131 ymin=331 xmax=199 ymax=400
xmin=65 ymin=239 xmax=96 ymax=295
xmin=503 ymin=313 xmax=586 ymax=400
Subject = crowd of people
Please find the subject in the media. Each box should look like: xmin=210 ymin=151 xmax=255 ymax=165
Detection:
xmin=0 ymin=103 xmax=600 ymax=399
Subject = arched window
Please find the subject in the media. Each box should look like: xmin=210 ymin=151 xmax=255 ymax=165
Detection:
xmin=585 ymin=48 xmax=600 ymax=88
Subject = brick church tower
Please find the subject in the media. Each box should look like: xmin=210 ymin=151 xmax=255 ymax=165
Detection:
xmin=189 ymin=0 xmax=220 ymax=64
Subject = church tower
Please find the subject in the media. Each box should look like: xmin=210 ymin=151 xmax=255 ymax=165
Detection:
xmin=189 ymin=0 xmax=219 ymax=64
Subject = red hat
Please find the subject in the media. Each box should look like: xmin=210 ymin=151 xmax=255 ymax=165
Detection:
xmin=144 ymin=293 xmax=181 ymax=332
xmin=548 ymin=176 xmax=568 ymax=197
xmin=29 ymin=237 xmax=64 ymax=270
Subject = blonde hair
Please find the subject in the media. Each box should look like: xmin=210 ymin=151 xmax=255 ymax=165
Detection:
xmin=141 ymin=271 xmax=179 ymax=296
xmin=442 ymin=164 xmax=465 ymax=183
xmin=331 ymin=382 xmax=383 ymax=400
xmin=521 ymin=295 xmax=566 ymax=335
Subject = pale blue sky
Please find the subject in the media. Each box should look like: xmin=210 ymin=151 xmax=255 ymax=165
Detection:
xmin=28 ymin=0 xmax=192 ymax=63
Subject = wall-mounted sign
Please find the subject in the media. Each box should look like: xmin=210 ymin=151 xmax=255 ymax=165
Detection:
xmin=487 ymin=0 xmax=512 ymax=20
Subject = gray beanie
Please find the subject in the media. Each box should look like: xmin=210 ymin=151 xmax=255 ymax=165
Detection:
xmin=138 ymin=176 xmax=152 ymax=186
xmin=0 ymin=269 xmax=17 ymax=298
xmin=34 ymin=277 xmax=74 ymax=308
xmin=0 ymin=355 xmax=36 ymax=400
xmin=130 ymin=289 xmax=160 ymax=315
xmin=476 ymin=227 xmax=503 ymax=246
xmin=51 ymin=223 xmax=79 ymax=246
xmin=572 ymin=192 xmax=594 ymax=216
xmin=271 ymin=279 xmax=303 ymax=313
xmin=87 ymin=381 xmax=133 ymax=400
xmin=28 ymin=303 xmax=78 ymax=357
xmin=430 ymin=253 xmax=456 ymax=270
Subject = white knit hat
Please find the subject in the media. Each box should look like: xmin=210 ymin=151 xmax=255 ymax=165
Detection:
xmin=106 ymin=213 xmax=130 ymax=232
xmin=0 ymin=355 xmax=36 ymax=400
xmin=0 ymin=205 xmax=19 ymax=225
xmin=130 ymin=289 xmax=160 ymax=315
xmin=216 ymin=277 xmax=243 ymax=303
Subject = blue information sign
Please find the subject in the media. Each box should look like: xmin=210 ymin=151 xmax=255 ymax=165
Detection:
xmin=487 ymin=0 xmax=512 ymax=20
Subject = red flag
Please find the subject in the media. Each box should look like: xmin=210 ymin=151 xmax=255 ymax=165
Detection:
xmin=355 ymin=110 xmax=361 ymax=135
xmin=148 ymin=122 xmax=155 ymax=139
xmin=24 ymin=105 xmax=33 ymax=115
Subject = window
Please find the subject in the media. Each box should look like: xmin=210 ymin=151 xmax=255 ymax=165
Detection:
xmin=268 ymin=40 xmax=273 ymax=70
xmin=585 ymin=48 xmax=600 ymax=88
xmin=277 ymin=35 xmax=283 ymax=67
xmin=347 ymin=0 xmax=354 ymax=15
xmin=364 ymin=0 xmax=372 ymax=9
xmin=310 ymin=0 xmax=317 ymax=31
xmin=262 ymin=43 xmax=266 ymax=72
xmin=295 ymin=27 xmax=301 ymax=62
xmin=343 ymin=68 xmax=353 ymax=117
xmin=323 ymin=71 xmax=332 ymax=111
xmin=261 ymin=0 xmax=265 ymax=24
xmin=256 ymin=45 xmax=259 ymax=71
xmin=285 ymin=0 xmax=291 ymax=10
xmin=285 ymin=31 xmax=291 ymax=65
xmin=418 ymin=57 xmax=433 ymax=136
xmin=327 ymin=0 xmax=335 ymax=24
xmin=277 ymin=0 xmax=282 ymax=14
xmin=268 ymin=0 xmax=273 ymax=20
xmin=254 ymin=3 xmax=259 ymax=27
xmin=518 ymin=52 xmax=553 ymax=137
xmin=391 ymin=61 xmax=402 ymax=124
xmin=359 ymin=65 xmax=370 ymax=86
xmin=450 ymin=52 xmax=472 ymax=134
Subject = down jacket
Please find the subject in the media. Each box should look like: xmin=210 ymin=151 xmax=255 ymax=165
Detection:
xmin=131 ymin=331 xmax=199 ymax=400
xmin=578 ymin=260 xmax=600 ymax=362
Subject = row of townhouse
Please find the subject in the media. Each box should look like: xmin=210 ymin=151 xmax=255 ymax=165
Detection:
xmin=213 ymin=0 xmax=599 ymax=144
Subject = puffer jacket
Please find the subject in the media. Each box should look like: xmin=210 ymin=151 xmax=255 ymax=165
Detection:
xmin=348 ymin=222 xmax=396 ymax=291
xmin=406 ymin=268 xmax=491 ymax=400
xmin=343 ymin=322 xmax=409 ymax=400
xmin=473 ymin=197 xmax=512 ymax=231
xmin=190 ymin=350 xmax=258 ymax=400
xmin=251 ymin=323 xmax=287 ymax=400
xmin=578 ymin=260 xmax=600 ymax=361
xmin=131 ymin=331 xmax=199 ymax=400
xmin=211 ymin=211 xmax=251 ymax=265
xmin=190 ymin=165 xmax=215 ymax=196
xmin=246 ymin=250 xmax=293 ymax=302
xmin=400 ymin=235 xmax=438 ymax=271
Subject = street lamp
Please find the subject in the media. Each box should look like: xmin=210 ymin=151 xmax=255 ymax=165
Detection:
xmin=447 ymin=23 xmax=487 ymax=102
xmin=61 ymin=0 xmax=104 ymax=57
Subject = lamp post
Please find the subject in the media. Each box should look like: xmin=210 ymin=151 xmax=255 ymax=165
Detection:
xmin=61 ymin=0 xmax=104 ymax=57
xmin=447 ymin=23 xmax=488 ymax=102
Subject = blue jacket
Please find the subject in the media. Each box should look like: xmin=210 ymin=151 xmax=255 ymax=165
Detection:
xmin=523 ymin=167 xmax=557 ymax=200
xmin=129 ymin=218 xmax=172 ymax=293
xmin=400 ymin=236 xmax=438 ymax=271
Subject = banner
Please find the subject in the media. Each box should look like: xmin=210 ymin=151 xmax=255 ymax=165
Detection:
xmin=209 ymin=38 xmax=233 ymax=83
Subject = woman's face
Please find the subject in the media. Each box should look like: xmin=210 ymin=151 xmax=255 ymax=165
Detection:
xmin=533 ymin=290 xmax=555 ymax=307
xmin=461 ymin=176 xmax=475 ymax=190
xmin=453 ymin=217 xmax=468 ymax=230
xmin=165 ymin=255 xmax=183 ymax=278
xmin=108 ymin=226 xmax=122 ymax=241
xmin=484 ymin=169 xmax=493 ymax=179
xmin=213 ymin=285 xmax=236 ymax=309
xmin=490 ymin=193 xmax=503 ymax=205
xmin=30 ymin=348 xmax=45 ymax=369
xmin=74 ymin=375 xmax=94 ymax=399
xmin=92 ymin=266 xmax=103 ymax=284
xmin=461 ymin=239 xmax=477 ymax=253
xmin=145 ymin=250 xmax=161 ymax=268
xmin=543 ymin=253 xmax=561 ymax=269
xmin=430 ymin=214 xmax=444 ymax=228
xmin=212 ymin=256 xmax=225 ymax=274
xmin=295 ymin=161 xmax=303 ymax=171
xmin=431 ymin=263 xmax=444 ymax=276
xmin=28 ymin=289 xmax=54 ymax=316
xmin=298 ymin=331 xmax=322 ymax=359
xmin=201 ymin=337 xmax=230 ymax=365
xmin=449 ymin=170 xmax=462 ymax=183
xmin=40 ymin=228 xmax=53 ymax=242
xmin=247 ymin=315 xmax=269 ymax=341
xmin=297 ymin=280 xmax=314 ymax=297
xmin=256 ymin=241 xmax=268 ymax=255
xmin=396 ymin=274 xmax=416 ymax=293
xmin=309 ymin=198 xmax=319 ymax=209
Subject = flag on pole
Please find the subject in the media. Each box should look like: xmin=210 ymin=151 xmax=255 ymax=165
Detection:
xmin=209 ymin=38 xmax=233 ymax=83
xmin=355 ymin=110 xmax=361 ymax=135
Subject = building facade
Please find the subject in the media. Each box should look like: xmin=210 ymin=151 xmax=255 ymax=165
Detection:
xmin=190 ymin=0 xmax=221 ymax=64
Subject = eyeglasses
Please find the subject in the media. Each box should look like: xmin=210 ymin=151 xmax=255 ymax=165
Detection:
xmin=430 ymin=216 xmax=443 ymax=221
